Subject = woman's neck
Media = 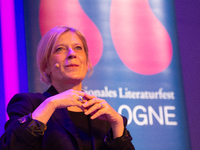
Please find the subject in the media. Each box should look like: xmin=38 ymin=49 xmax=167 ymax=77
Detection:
xmin=52 ymin=82 xmax=82 ymax=93
xmin=67 ymin=106 xmax=83 ymax=112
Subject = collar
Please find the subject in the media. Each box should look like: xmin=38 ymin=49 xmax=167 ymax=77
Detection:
xmin=43 ymin=85 xmax=59 ymax=98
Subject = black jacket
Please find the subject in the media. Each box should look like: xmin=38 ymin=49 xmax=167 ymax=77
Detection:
xmin=0 ymin=86 xmax=134 ymax=150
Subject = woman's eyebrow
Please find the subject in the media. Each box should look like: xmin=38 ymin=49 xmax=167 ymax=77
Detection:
xmin=55 ymin=44 xmax=67 ymax=48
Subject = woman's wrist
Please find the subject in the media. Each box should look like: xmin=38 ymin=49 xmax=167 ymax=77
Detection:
xmin=47 ymin=96 xmax=58 ymax=110
xmin=110 ymin=115 xmax=124 ymax=139
xmin=32 ymin=97 xmax=57 ymax=124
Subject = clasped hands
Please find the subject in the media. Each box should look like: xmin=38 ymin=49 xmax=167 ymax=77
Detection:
xmin=50 ymin=89 xmax=124 ymax=137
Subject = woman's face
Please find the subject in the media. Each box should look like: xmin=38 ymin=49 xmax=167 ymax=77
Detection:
xmin=45 ymin=31 xmax=88 ymax=85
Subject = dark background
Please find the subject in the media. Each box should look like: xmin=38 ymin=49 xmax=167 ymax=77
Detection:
xmin=175 ymin=1 xmax=200 ymax=150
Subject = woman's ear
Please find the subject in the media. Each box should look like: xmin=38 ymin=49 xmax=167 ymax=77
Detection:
xmin=44 ymin=64 xmax=51 ymax=75
xmin=87 ymin=61 xmax=93 ymax=77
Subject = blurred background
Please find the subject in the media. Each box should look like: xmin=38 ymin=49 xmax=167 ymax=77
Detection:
xmin=175 ymin=1 xmax=200 ymax=150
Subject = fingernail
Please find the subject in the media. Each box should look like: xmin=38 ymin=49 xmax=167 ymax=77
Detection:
xmin=83 ymin=102 xmax=87 ymax=107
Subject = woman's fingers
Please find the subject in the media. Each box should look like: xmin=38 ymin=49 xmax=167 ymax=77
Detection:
xmin=89 ymin=106 xmax=107 ymax=120
xmin=54 ymin=90 xmax=89 ymax=109
xmin=81 ymin=95 xmax=124 ymax=138
xmin=84 ymin=101 xmax=103 ymax=115
xmin=82 ymin=93 xmax=96 ymax=100
xmin=82 ymin=99 xmax=115 ymax=120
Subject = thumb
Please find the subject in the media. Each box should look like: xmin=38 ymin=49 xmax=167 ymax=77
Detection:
xmin=83 ymin=93 xmax=96 ymax=100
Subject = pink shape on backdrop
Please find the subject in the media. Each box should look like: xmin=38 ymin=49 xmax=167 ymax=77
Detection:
xmin=110 ymin=0 xmax=173 ymax=75
xmin=39 ymin=0 xmax=103 ymax=67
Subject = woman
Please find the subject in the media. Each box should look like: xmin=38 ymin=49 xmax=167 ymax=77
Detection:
xmin=0 ymin=26 xmax=134 ymax=150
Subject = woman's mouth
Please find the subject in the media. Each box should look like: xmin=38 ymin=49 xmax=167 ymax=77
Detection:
xmin=66 ymin=64 xmax=79 ymax=68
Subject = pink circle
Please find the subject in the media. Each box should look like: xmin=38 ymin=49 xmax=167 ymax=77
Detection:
xmin=110 ymin=0 xmax=173 ymax=75
xmin=39 ymin=0 xmax=103 ymax=67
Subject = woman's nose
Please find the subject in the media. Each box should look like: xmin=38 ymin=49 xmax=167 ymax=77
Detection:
xmin=67 ymin=48 xmax=76 ymax=59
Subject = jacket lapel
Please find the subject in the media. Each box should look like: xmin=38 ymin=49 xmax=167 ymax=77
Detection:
xmin=52 ymin=108 xmax=83 ymax=149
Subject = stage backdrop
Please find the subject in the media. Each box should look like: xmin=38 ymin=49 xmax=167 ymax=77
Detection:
xmin=0 ymin=0 xmax=190 ymax=149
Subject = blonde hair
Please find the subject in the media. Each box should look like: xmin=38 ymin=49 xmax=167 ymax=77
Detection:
xmin=37 ymin=26 xmax=92 ymax=84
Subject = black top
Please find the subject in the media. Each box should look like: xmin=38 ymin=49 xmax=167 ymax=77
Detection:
xmin=68 ymin=111 xmax=93 ymax=150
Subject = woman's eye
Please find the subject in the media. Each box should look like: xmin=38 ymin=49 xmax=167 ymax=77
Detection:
xmin=56 ymin=47 xmax=66 ymax=52
xmin=75 ymin=46 xmax=82 ymax=50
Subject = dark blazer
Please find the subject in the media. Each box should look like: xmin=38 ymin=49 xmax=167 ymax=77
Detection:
xmin=0 ymin=86 xmax=134 ymax=150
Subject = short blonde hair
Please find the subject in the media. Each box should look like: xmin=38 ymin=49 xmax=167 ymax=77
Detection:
xmin=37 ymin=26 xmax=92 ymax=84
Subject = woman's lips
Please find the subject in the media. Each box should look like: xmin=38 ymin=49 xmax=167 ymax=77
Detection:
xmin=66 ymin=64 xmax=79 ymax=67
